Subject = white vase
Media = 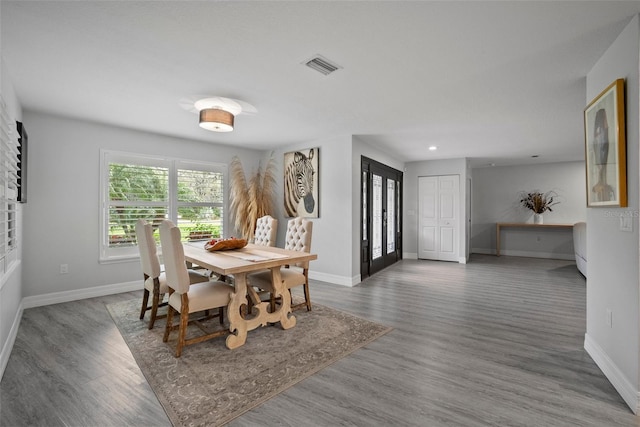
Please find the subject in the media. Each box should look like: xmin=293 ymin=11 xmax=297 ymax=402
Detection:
xmin=533 ymin=213 xmax=543 ymax=224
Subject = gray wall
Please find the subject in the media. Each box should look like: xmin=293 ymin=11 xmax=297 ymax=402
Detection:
xmin=584 ymin=14 xmax=640 ymax=413
xmin=472 ymin=161 xmax=586 ymax=258
xmin=21 ymin=112 xmax=263 ymax=300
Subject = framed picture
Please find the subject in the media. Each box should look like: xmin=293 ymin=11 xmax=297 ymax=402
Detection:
xmin=283 ymin=147 xmax=319 ymax=217
xmin=584 ymin=78 xmax=627 ymax=207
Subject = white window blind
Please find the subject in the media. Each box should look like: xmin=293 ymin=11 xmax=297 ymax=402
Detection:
xmin=100 ymin=150 xmax=227 ymax=262
xmin=0 ymin=95 xmax=20 ymax=272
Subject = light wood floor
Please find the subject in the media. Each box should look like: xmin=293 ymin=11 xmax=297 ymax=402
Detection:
xmin=1 ymin=255 xmax=638 ymax=426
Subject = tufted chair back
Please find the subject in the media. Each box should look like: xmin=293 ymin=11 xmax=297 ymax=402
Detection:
xmin=254 ymin=215 xmax=278 ymax=247
xmin=285 ymin=217 xmax=313 ymax=269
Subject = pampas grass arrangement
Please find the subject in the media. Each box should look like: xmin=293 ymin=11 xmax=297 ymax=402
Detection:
xmin=229 ymin=153 xmax=277 ymax=240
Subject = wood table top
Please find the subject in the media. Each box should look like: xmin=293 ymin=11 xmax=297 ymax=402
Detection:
xmin=182 ymin=242 xmax=317 ymax=276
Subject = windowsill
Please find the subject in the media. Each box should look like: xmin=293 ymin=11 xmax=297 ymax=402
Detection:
xmin=99 ymin=254 xmax=140 ymax=265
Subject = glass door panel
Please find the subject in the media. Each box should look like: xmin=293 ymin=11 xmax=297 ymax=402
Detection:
xmin=362 ymin=171 xmax=367 ymax=241
xmin=387 ymin=179 xmax=395 ymax=254
xmin=372 ymin=173 xmax=383 ymax=260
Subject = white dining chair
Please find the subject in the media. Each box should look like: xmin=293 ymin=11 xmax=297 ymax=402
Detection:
xmin=248 ymin=217 xmax=314 ymax=312
xmin=159 ymin=220 xmax=233 ymax=357
xmin=253 ymin=215 xmax=278 ymax=246
xmin=135 ymin=219 xmax=209 ymax=329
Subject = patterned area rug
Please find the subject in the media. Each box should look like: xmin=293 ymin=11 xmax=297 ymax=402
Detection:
xmin=107 ymin=299 xmax=391 ymax=427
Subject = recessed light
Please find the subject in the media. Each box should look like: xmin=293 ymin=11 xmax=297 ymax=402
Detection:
xmin=428 ymin=146 xmax=437 ymax=151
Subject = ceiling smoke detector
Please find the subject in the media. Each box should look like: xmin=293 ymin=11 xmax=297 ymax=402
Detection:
xmin=303 ymin=55 xmax=342 ymax=76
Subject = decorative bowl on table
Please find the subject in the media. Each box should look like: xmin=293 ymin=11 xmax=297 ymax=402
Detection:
xmin=204 ymin=237 xmax=248 ymax=252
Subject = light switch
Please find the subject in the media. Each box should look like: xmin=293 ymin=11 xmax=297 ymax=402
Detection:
xmin=620 ymin=216 xmax=632 ymax=232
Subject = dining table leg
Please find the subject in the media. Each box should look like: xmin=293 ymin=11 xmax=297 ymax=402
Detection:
xmin=225 ymin=267 xmax=296 ymax=350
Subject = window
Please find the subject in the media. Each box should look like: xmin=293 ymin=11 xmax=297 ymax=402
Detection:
xmin=0 ymin=96 xmax=19 ymax=274
xmin=100 ymin=150 xmax=227 ymax=262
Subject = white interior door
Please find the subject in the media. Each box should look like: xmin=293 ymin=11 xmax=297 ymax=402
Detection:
xmin=418 ymin=175 xmax=459 ymax=261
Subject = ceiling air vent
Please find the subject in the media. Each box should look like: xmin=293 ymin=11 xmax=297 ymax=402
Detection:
xmin=304 ymin=55 xmax=341 ymax=76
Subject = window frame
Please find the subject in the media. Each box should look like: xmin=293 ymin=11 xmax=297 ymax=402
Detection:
xmin=99 ymin=150 xmax=228 ymax=263
xmin=0 ymin=96 xmax=20 ymax=278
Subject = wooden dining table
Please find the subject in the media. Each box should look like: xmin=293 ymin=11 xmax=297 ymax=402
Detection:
xmin=182 ymin=242 xmax=318 ymax=349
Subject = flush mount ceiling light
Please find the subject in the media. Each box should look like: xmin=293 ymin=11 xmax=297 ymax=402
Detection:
xmin=180 ymin=96 xmax=257 ymax=133
xmin=199 ymin=108 xmax=234 ymax=132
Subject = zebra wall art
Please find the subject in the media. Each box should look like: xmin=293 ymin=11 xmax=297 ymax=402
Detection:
xmin=284 ymin=148 xmax=318 ymax=217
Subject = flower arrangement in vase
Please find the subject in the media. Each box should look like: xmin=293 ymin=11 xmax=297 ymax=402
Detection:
xmin=518 ymin=190 xmax=559 ymax=224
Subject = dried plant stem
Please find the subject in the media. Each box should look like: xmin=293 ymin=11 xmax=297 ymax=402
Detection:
xmin=229 ymin=153 xmax=277 ymax=240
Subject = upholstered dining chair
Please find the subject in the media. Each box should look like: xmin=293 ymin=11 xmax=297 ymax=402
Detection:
xmin=253 ymin=215 xmax=278 ymax=247
xmin=242 ymin=215 xmax=278 ymax=315
xmin=159 ymin=220 xmax=233 ymax=357
xmin=135 ymin=219 xmax=209 ymax=329
xmin=248 ymin=217 xmax=313 ymax=312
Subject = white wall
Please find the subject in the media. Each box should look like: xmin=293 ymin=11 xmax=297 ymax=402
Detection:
xmin=472 ymin=161 xmax=586 ymax=259
xmin=583 ymin=15 xmax=640 ymax=414
xmin=20 ymin=112 xmax=263 ymax=302
xmin=270 ymin=135 xmax=356 ymax=286
xmin=0 ymin=56 xmax=23 ymax=380
xmin=403 ymin=158 xmax=468 ymax=262
xmin=269 ymin=135 xmax=407 ymax=287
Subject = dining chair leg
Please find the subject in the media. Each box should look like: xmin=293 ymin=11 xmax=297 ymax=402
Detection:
xmin=219 ymin=307 xmax=224 ymax=325
xmin=176 ymin=309 xmax=189 ymax=358
xmin=303 ymin=281 xmax=312 ymax=311
xmin=270 ymin=293 xmax=276 ymax=313
xmin=246 ymin=297 xmax=253 ymax=316
xmin=175 ymin=294 xmax=190 ymax=358
xmin=140 ymin=288 xmax=150 ymax=320
xmin=163 ymin=305 xmax=174 ymax=342
xmin=148 ymin=277 xmax=161 ymax=329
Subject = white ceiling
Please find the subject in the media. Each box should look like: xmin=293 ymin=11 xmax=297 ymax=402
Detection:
xmin=2 ymin=1 xmax=640 ymax=167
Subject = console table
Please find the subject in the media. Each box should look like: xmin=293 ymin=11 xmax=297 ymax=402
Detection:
xmin=495 ymin=223 xmax=574 ymax=256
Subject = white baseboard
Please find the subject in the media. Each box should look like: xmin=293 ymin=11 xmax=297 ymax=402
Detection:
xmin=309 ymin=271 xmax=358 ymax=287
xmin=584 ymin=333 xmax=639 ymax=414
xmin=0 ymin=300 xmax=23 ymax=381
xmin=402 ymin=253 xmax=467 ymax=264
xmin=21 ymin=270 xmax=359 ymax=308
xmin=473 ymin=248 xmax=496 ymax=255
xmin=472 ymin=247 xmax=575 ymax=261
xmin=22 ymin=280 xmax=141 ymax=309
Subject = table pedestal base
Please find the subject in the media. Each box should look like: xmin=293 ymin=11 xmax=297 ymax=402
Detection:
xmin=225 ymin=267 xmax=295 ymax=350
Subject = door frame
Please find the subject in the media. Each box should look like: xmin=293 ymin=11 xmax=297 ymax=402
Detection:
xmin=360 ymin=156 xmax=403 ymax=279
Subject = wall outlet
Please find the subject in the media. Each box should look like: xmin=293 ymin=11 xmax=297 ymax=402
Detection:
xmin=59 ymin=264 xmax=68 ymax=274
xmin=606 ymin=308 xmax=612 ymax=328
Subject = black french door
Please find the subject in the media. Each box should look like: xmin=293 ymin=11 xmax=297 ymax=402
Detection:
xmin=360 ymin=157 xmax=403 ymax=279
